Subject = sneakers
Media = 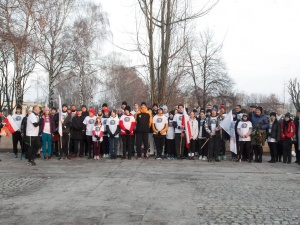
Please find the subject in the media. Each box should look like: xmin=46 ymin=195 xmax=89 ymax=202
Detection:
xmin=156 ymin=157 xmax=162 ymax=160
xmin=58 ymin=157 xmax=63 ymax=160
xmin=30 ymin=161 xmax=36 ymax=166
xmin=94 ymin=156 xmax=97 ymax=160
xmin=199 ymin=156 xmax=202 ymax=160
xmin=215 ymin=158 xmax=221 ymax=162
xmin=14 ymin=154 xmax=18 ymax=158
xmin=136 ymin=156 xmax=142 ymax=160
xmin=44 ymin=156 xmax=48 ymax=161
xmin=27 ymin=161 xmax=31 ymax=165
xmin=202 ymin=156 xmax=207 ymax=161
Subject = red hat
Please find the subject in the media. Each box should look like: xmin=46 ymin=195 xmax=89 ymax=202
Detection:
xmin=103 ymin=108 xmax=110 ymax=113
xmin=89 ymin=108 xmax=95 ymax=115
xmin=220 ymin=105 xmax=226 ymax=111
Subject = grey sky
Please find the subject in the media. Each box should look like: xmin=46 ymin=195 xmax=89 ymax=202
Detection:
xmin=100 ymin=0 xmax=300 ymax=100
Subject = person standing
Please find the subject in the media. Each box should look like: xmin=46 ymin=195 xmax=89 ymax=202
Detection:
xmin=251 ymin=106 xmax=269 ymax=163
xmin=166 ymin=111 xmax=175 ymax=160
xmin=25 ymin=106 xmax=42 ymax=166
xmin=130 ymin=103 xmax=139 ymax=116
xmin=197 ymin=111 xmax=208 ymax=160
xmin=92 ymin=117 xmax=104 ymax=160
xmin=280 ymin=113 xmax=296 ymax=164
xmin=119 ymin=106 xmax=136 ymax=159
xmin=40 ymin=107 xmax=55 ymax=160
xmin=267 ymin=112 xmax=281 ymax=163
xmin=101 ymin=108 xmax=110 ymax=158
xmin=135 ymin=102 xmax=152 ymax=159
xmin=294 ymin=109 xmax=300 ymax=165
xmin=276 ymin=108 xmax=285 ymax=162
xmin=83 ymin=108 xmax=97 ymax=159
xmin=152 ymin=107 xmax=168 ymax=159
xmin=173 ymin=104 xmax=186 ymax=160
xmin=59 ymin=104 xmax=72 ymax=160
xmin=71 ymin=107 xmax=85 ymax=157
xmin=187 ymin=111 xmax=198 ymax=160
xmin=12 ymin=105 xmax=25 ymax=158
xmin=205 ymin=108 xmax=222 ymax=162
xmin=107 ymin=109 xmax=120 ymax=159
xmin=237 ymin=114 xmax=253 ymax=163
xmin=81 ymin=104 xmax=89 ymax=156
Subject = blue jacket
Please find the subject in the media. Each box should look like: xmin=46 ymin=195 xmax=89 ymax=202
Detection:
xmin=251 ymin=113 xmax=269 ymax=130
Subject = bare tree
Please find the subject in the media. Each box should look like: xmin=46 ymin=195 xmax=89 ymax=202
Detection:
xmin=288 ymin=78 xmax=300 ymax=110
xmin=70 ymin=1 xmax=109 ymax=105
xmin=0 ymin=0 xmax=38 ymax=106
xmin=186 ymin=29 xmax=233 ymax=108
xmin=136 ymin=0 xmax=219 ymax=106
xmin=34 ymin=0 xmax=75 ymax=107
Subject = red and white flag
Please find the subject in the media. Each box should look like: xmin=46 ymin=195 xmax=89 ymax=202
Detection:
xmin=3 ymin=115 xmax=19 ymax=134
xmin=182 ymin=107 xmax=191 ymax=148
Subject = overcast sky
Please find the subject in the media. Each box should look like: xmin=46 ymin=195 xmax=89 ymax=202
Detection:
xmin=99 ymin=0 xmax=300 ymax=101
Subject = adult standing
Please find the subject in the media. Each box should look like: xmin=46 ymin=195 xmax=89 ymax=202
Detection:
xmin=25 ymin=106 xmax=42 ymax=166
xmin=58 ymin=104 xmax=72 ymax=160
xmin=12 ymin=105 xmax=25 ymax=158
xmin=173 ymin=104 xmax=186 ymax=160
xmin=276 ymin=108 xmax=285 ymax=162
xmin=83 ymin=108 xmax=97 ymax=159
xmin=294 ymin=109 xmax=300 ymax=165
xmin=107 ymin=109 xmax=120 ymax=159
xmin=280 ymin=113 xmax=296 ymax=164
xmin=152 ymin=107 xmax=168 ymax=159
xmin=267 ymin=112 xmax=281 ymax=163
xmin=40 ymin=107 xmax=55 ymax=160
xmin=251 ymin=106 xmax=269 ymax=163
xmin=71 ymin=107 xmax=85 ymax=157
xmin=135 ymin=102 xmax=152 ymax=159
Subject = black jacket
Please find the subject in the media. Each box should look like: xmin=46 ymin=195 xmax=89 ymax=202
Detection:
xmin=71 ymin=115 xmax=85 ymax=139
xmin=267 ymin=120 xmax=281 ymax=141
xmin=294 ymin=116 xmax=299 ymax=141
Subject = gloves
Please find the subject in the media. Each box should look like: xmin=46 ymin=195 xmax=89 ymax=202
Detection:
xmin=32 ymin=122 xmax=39 ymax=127
xmin=97 ymin=136 xmax=100 ymax=141
xmin=94 ymin=135 xmax=98 ymax=139
xmin=125 ymin=129 xmax=130 ymax=134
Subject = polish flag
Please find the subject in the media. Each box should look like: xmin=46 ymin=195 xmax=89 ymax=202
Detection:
xmin=182 ymin=107 xmax=191 ymax=148
xmin=3 ymin=115 xmax=19 ymax=134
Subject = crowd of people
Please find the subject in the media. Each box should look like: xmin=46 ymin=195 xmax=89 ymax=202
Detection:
xmin=0 ymin=101 xmax=299 ymax=166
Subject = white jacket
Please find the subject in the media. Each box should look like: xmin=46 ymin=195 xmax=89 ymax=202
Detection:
xmin=188 ymin=118 xmax=198 ymax=140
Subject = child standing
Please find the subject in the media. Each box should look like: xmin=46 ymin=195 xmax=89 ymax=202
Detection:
xmin=107 ymin=109 xmax=120 ymax=159
xmin=92 ymin=117 xmax=104 ymax=160
xmin=166 ymin=111 xmax=175 ymax=159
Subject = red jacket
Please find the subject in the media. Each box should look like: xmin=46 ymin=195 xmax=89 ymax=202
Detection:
xmin=280 ymin=120 xmax=295 ymax=140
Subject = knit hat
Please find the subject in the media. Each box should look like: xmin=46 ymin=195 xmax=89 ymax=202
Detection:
xmin=44 ymin=106 xmax=50 ymax=111
xmin=141 ymin=102 xmax=147 ymax=106
xmin=270 ymin=112 xmax=276 ymax=117
xmin=62 ymin=103 xmax=68 ymax=108
xmin=162 ymin=105 xmax=168 ymax=110
xmin=103 ymin=108 xmax=110 ymax=113
xmin=124 ymin=106 xmax=131 ymax=112
xmin=220 ymin=105 xmax=226 ymax=111
xmin=242 ymin=113 xmax=248 ymax=118
xmin=89 ymin=108 xmax=95 ymax=115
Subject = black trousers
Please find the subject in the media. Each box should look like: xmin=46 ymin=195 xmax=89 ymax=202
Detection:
xmin=276 ymin=141 xmax=283 ymax=161
xmin=166 ymin=139 xmax=175 ymax=156
xmin=73 ymin=139 xmax=84 ymax=156
xmin=101 ymin=136 xmax=109 ymax=155
xmin=86 ymin=135 xmax=93 ymax=157
xmin=136 ymin=132 xmax=149 ymax=157
xmin=293 ymin=141 xmax=299 ymax=162
xmin=122 ymin=135 xmax=133 ymax=158
xmin=12 ymin=131 xmax=22 ymax=155
xmin=268 ymin=142 xmax=277 ymax=162
xmin=208 ymin=135 xmax=220 ymax=160
xmin=198 ymin=138 xmax=208 ymax=157
xmin=188 ymin=139 xmax=196 ymax=154
xmin=154 ymin=136 xmax=165 ymax=157
xmin=282 ymin=139 xmax=292 ymax=163
xmin=83 ymin=134 xmax=88 ymax=155
xmin=69 ymin=138 xmax=74 ymax=154
xmin=60 ymin=133 xmax=70 ymax=157
xmin=239 ymin=141 xmax=251 ymax=160
xmin=25 ymin=136 xmax=39 ymax=162
xmin=253 ymin=145 xmax=263 ymax=162
xmin=175 ymin=133 xmax=185 ymax=158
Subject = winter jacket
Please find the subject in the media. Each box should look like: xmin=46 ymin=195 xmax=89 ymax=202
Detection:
xmin=188 ymin=118 xmax=198 ymax=140
xmin=294 ymin=116 xmax=299 ymax=141
xmin=135 ymin=109 xmax=152 ymax=133
xmin=61 ymin=112 xmax=72 ymax=134
xmin=71 ymin=115 xmax=85 ymax=139
xmin=280 ymin=120 xmax=296 ymax=140
xmin=197 ymin=117 xmax=207 ymax=139
xmin=251 ymin=113 xmax=269 ymax=130
xmin=267 ymin=120 xmax=280 ymax=141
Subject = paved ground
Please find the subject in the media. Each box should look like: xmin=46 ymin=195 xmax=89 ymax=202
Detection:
xmin=0 ymin=152 xmax=300 ymax=225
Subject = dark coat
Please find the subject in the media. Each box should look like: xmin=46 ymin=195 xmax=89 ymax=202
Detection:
xmin=267 ymin=120 xmax=280 ymax=141
xmin=293 ymin=116 xmax=299 ymax=141
xmin=71 ymin=115 xmax=85 ymax=139
xmin=40 ymin=115 xmax=56 ymax=134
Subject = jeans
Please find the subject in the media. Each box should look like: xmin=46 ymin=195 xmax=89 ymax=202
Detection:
xmin=42 ymin=133 xmax=52 ymax=157
xmin=109 ymin=136 xmax=119 ymax=157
